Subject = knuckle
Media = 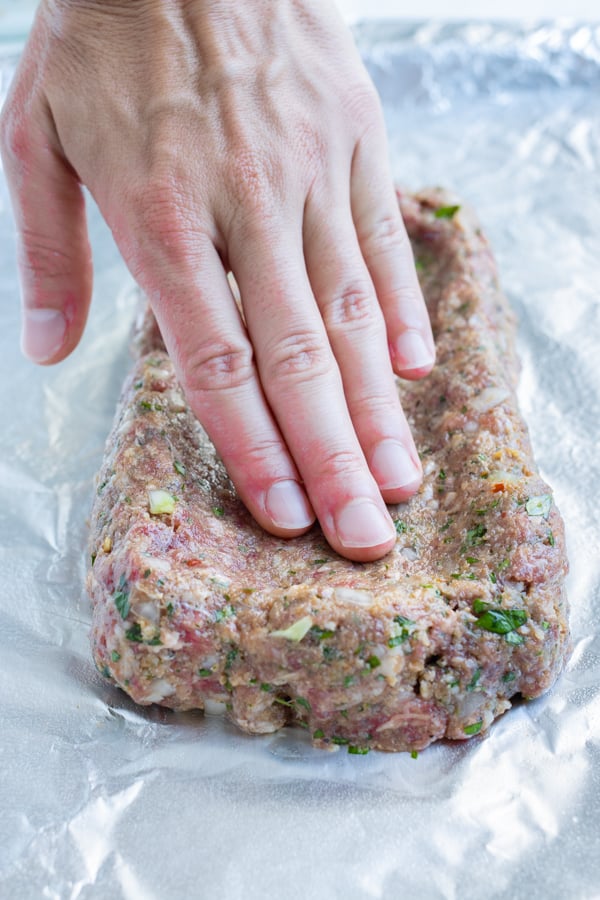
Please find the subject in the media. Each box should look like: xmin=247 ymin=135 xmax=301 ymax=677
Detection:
xmin=226 ymin=146 xmax=282 ymax=216
xmin=128 ymin=176 xmax=203 ymax=270
xmin=18 ymin=229 xmax=74 ymax=283
xmin=317 ymin=447 xmax=366 ymax=482
xmin=359 ymin=211 xmax=408 ymax=260
xmin=183 ymin=341 xmax=255 ymax=395
xmin=322 ymin=283 xmax=376 ymax=331
xmin=263 ymin=330 xmax=332 ymax=383
xmin=342 ymin=80 xmax=381 ymax=125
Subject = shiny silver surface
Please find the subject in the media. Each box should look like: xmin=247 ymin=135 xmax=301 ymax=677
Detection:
xmin=0 ymin=21 xmax=598 ymax=899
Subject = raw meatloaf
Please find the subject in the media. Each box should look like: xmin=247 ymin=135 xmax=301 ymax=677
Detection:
xmin=88 ymin=189 xmax=570 ymax=753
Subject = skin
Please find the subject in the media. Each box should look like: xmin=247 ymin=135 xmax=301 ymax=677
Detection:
xmin=0 ymin=0 xmax=435 ymax=561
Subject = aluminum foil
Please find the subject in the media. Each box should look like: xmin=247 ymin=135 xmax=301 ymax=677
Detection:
xmin=1 ymin=20 xmax=599 ymax=900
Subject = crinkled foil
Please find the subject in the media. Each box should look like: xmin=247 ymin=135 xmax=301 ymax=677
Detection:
xmin=1 ymin=20 xmax=599 ymax=900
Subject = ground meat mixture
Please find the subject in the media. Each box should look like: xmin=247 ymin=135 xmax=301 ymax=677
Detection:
xmin=87 ymin=189 xmax=570 ymax=754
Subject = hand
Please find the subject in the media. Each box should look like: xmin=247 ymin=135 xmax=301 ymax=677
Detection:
xmin=0 ymin=0 xmax=435 ymax=561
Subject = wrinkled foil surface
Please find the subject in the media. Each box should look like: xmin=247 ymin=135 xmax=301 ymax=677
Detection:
xmin=1 ymin=20 xmax=599 ymax=900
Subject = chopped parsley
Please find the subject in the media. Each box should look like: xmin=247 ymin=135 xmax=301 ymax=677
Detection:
xmin=310 ymin=626 xmax=336 ymax=641
xmin=389 ymin=615 xmax=416 ymax=647
xmin=366 ymin=655 xmax=381 ymax=670
xmin=198 ymin=668 xmax=213 ymax=678
xmin=467 ymin=668 xmax=482 ymax=691
xmin=113 ymin=574 xmax=130 ymax=619
xmin=212 ymin=506 xmax=225 ymax=518
xmin=466 ymin=524 xmax=487 ymax=546
xmin=348 ymin=745 xmax=369 ymax=755
xmin=475 ymin=608 xmax=527 ymax=637
xmin=214 ymin=604 xmax=235 ymax=622
xmin=502 ymin=671 xmax=517 ymax=683
xmin=295 ymin=697 xmax=311 ymax=712
xmin=313 ymin=729 xmax=325 ymax=740
xmin=435 ymin=204 xmax=461 ymax=219
xmin=125 ymin=623 xmax=143 ymax=642
xmin=464 ymin=721 xmax=483 ymax=736
xmin=173 ymin=460 xmax=186 ymax=476
xmin=111 ymin=651 xmax=121 ymax=662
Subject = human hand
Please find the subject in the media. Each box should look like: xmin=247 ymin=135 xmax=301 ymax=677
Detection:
xmin=0 ymin=0 xmax=435 ymax=561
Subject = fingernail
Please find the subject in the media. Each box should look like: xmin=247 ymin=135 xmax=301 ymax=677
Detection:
xmin=395 ymin=330 xmax=434 ymax=371
xmin=21 ymin=308 xmax=67 ymax=363
xmin=371 ymin=440 xmax=421 ymax=490
xmin=265 ymin=480 xmax=314 ymax=530
xmin=335 ymin=499 xmax=395 ymax=549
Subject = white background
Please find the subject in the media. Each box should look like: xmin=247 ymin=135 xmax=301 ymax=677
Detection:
xmin=0 ymin=0 xmax=599 ymax=39
xmin=336 ymin=0 xmax=600 ymax=19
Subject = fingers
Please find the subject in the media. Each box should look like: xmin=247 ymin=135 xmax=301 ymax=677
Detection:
xmin=303 ymin=187 xmax=422 ymax=505
xmin=123 ymin=233 xmax=315 ymax=539
xmin=0 ymin=91 xmax=92 ymax=365
xmin=228 ymin=215 xmax=397 ymax=561
xmin=350 ymin=124 xmax=435 ymax=380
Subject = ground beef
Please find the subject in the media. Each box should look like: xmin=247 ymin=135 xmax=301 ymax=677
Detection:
xmin=87 ymin=189 xmax=570 ymax=753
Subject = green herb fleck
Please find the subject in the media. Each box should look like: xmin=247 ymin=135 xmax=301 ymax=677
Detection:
xmin=435 ymin=204 xmax=461 ymax=219
xmin=389 ymin=614 xmax=416 ymax=647
xmin=344 ymin=675 xmax=354 ymax=688
xmin=475 ymin=608 xmax=527 ymax=635
xmin=348 ymin=745 xmax=369 ymax=755
xmin=411 ymin=750 xmax=419 ymax=759
xmin=133 ymin=379 xmax=144 ymax=390
xmin=312 ymin=558 xmax=329 ymax=566
xmin=541 ymin=620 xmax=550 ymax=631
xmin=212 ymin=506 xmax=225 ymax=518
xmin=146 ymin=635 xmax=162 ymax=646
xmin=113 ymin=574 xmax=130 ymax=620
xmin=111 ymin=651 xmax=121 ymax=662
xmin=505 ymin=631 xmax=525 ymax=646
xmin=502 ymin=671 xmax=517 ymax=683
xmin=366 ymin=655 xmax=381 ymax=670
xmin=125 ymin=623 xmax=143 ymax=642
xmin=91 ymin=553 xmax=97 ymax=567
xmin=464 ymin=721 xmax=483 ymax=736
xmin=173 ymin=460 xmax=186 ymax=476
xmin=331 ymin=736 xmax=350 ymax=746
xmin=313 ymin=729 xmax=325 ymax=740
xmin=439 ymin=518 xmax=454 ymax=533
xmin=143 ymin=569 xmax=151 ymax=579
xmin=439 ymin=468 xmax=447 ymax=481
xmin=489 ymin=572 xmax=497 ymax=584
xmin=465 ymin=557 xmax=479 ymax=565
xmin=225 ymin=647 xmax=238 ymax=671
xmin=467 ymin=668 xmax=482 ymax=691
xmin=166 ymin=602 xmax=174 ymax=618
xmin=214 ymin=604 xmax=235 ymax=622
xmin=295 ymin=697 xmax=311 ymax=712
xmin=310 ymin=626 xmax=336 ymax=641
xmin=472 ymin=599 xmax=489 ymax=614
xmin=466 ymin=524 xmax=488 ymax=546
xmin=547 ymin=531 xmax=555 ymax=547
xmin=260 ymin=683 xmax=272 ymax=692
xmin=198 ymin=668 xmax=213 ymax=678
xmin=394 ymin=519 xmax=408 ymax=535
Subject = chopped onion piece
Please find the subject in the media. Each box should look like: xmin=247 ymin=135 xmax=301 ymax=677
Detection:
xmin=148 ymin=489 xmax=176 ymax=515
xmin=270 ymin=615 xmax=313 ymax=642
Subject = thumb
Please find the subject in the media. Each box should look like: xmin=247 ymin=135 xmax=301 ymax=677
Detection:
xmin=0 ymin=89 xmax=92 ymax=365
